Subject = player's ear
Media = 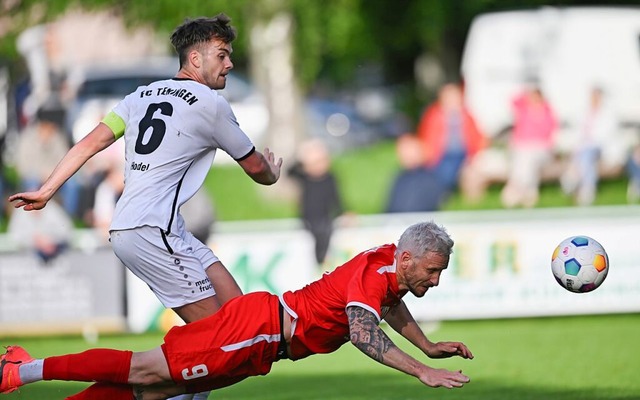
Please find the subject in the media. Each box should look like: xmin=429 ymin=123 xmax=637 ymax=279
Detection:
xmin=188 ymin=49 xmax=201 ymax=69
xmin=399 ymin=250 xmax=412 ymax=269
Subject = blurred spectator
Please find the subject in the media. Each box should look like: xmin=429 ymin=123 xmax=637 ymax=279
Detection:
xmin=386 ymin=134 xmax=444 ymax=213
xmin=501 ymin=85 xmax=558 ymax=208
xmin=0 ymin=128 xmax=8 ymax=222
xmin=7 ymin=198 xmax=73 ymax=264
xmin=15 ymin=24 xmax=70 ymax=127
xmin=561 ymin=87 xmax=618 ymax=206
xmin=16 ymin=25 xmax=54 ymax=122
xmin=91 ymin=162 xmax=124 ymax=242
xmin=416 ymin=83 xmax=486 ymax=195
xmin=289 ymin=139 xmax=344 ymax=267
xmin=627 ymin=145 xmax=640 ymax=203
xmin=78 ymin=136 xmax=125 ymax=227
xmin=181 ymin=189 xmax=216 ymax=245
xmin=15 ymin=106 xmax=80 ymax=217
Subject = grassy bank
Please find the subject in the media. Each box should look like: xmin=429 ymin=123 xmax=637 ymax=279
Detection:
xmin=205 ymin=139 xmax=632 ymax=221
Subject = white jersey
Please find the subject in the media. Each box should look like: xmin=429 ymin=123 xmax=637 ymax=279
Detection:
xmin=109 ymin=78 xmax=254 ymax=234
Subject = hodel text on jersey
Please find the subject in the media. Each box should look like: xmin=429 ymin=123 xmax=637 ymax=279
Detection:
xmin=131 ymin=161 xmax=150 ymax=171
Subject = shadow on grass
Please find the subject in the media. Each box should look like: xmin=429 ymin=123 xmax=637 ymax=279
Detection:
xmin=9 ymin=372 xmax=636 ymax=400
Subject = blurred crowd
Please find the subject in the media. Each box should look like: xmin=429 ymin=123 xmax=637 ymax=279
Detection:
xmin=385 ymin=81 xmax=640 ymax=213
xmin=3 ymin=10 xmax=640 ymax=268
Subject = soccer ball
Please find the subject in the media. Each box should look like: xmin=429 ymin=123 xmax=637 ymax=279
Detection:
xmin=551 ymin=236 xmax=609 ymax=293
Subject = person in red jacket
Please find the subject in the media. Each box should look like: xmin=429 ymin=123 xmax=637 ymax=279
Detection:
xmin=416 ymin=83 xmax=486 ymax=195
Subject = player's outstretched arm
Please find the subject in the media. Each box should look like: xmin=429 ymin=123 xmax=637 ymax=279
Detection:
xmin=8 ymin=123 xmax=116 ymax=211
xmin=384 ymin=301 xmax=474 ymax=360
xmin=346 ymin=305 xmax=470 ymax=389
xmin=237 ymin=147 xmax=282 ymax=185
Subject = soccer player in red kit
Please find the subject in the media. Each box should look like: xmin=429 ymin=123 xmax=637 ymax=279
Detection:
xmin=1 ymin=221 xmax=473 ymax=399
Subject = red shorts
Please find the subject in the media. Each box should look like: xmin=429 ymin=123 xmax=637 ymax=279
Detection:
xmin=161 ymin=291 xmax=281 ymax=393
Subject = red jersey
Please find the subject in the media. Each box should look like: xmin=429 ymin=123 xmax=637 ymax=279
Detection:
xmin=282 ymin=244 xmax=403 ymax=360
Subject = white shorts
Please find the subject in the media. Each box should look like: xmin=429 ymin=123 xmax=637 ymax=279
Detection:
xmin=110 ymin=225 xmax=219 ymax=308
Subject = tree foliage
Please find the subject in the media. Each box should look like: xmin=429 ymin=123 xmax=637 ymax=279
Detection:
xmin=0 ymin=0 xmax=504 ymax=83
xmin=3 ymin=0 xmax=640 ymax=113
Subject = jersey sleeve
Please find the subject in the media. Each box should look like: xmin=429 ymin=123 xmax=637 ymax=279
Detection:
xmin=345 ymin=265 xmax=389 ymax=322
xmin=211 ymin=95 xmax=255 ymax=160
xmin=111 ymin=95 xmax=131 ymax=124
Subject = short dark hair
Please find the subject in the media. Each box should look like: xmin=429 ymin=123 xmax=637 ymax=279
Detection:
xmin=170 ymin=13 xmax=236 ymax=68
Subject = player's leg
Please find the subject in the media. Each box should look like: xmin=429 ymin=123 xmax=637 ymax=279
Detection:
xmin=172 ymin=296 xmax=220 ymax=324
xmin=173 ymin=264 xmax=242 ymax=324
xmin=128 ymin=347 xmax=174 ymax=385
xmin=0 ymin=345 xmax=175 ymax=393
xmin=60 ymin=293 xmax=283 ymax=399
xmin=205 ymin=260 xmax=242 ymax=304
xmin=172 ymin=234 xmax=243 ymax=323
xmin=110 ymin=228 xmax=231 ymax=400
xmin=166 ymin=254 xmax=238 ymax=399
xmin=183 ymin=229 xmax=242 ymax=306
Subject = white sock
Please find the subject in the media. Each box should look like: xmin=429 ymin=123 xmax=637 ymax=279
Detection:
xmin=18 ymin=359 xmax=44 ymax=384
xmin=193 ymin=392 xmax=211 ymax=400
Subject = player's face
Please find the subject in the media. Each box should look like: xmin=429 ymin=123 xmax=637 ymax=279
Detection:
xmin=200 ymin=39 xmax=234 ymax=90
xmin=400 ymin=251 xmax=449 ymax=298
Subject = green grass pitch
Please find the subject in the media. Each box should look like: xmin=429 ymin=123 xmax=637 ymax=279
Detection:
xmin=2 ymin=313 xmax=639 ymax=399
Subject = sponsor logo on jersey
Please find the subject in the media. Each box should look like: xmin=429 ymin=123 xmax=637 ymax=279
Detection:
xmin=195 ymin=278 xmax=213 ymax=292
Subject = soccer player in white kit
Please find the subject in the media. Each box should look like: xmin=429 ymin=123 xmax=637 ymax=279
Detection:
xmin=9 ymin=14 xmax=282 ymax=400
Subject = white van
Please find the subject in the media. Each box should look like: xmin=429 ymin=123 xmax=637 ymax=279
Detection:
xmin=461 ymin=6 xmax=640 ymax=152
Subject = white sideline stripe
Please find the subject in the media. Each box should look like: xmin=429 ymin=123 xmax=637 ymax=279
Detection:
xmin=346 ymin=301 xmax=381 ymax=322
xmin=220 ymin=334 xmax=280 ymax=352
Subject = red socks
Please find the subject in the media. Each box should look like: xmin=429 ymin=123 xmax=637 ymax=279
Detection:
xmin=65 ymin=383 xmax=134 ymax=400
xmin=43 ymin=348 xmax=133 ymax=384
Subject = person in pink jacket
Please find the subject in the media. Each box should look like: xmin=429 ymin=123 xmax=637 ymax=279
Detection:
xmin=501 ymin=86 xmax=558 ymax=208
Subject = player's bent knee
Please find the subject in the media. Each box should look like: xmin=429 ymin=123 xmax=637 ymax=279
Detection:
xmin=129 ymin=349 xmax=174 ymax=386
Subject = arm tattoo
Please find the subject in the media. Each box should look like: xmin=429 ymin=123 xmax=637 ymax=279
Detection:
xmin=347 ymin=306 xmax=397 ymax=363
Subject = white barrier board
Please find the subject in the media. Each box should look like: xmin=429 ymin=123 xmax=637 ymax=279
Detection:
xmin=126 ymin=206 xmax=640 ymax=332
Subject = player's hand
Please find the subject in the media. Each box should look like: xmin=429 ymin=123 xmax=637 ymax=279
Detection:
xmin=426 ymin=341 xmax=474 ymax=359
xmin=418 ymin=366 xmax=470 ymax=389
xmin=263 ymin=147 xmax=283 ymax=179
xmin=8 ymin=190 xmax=50 ymax=211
